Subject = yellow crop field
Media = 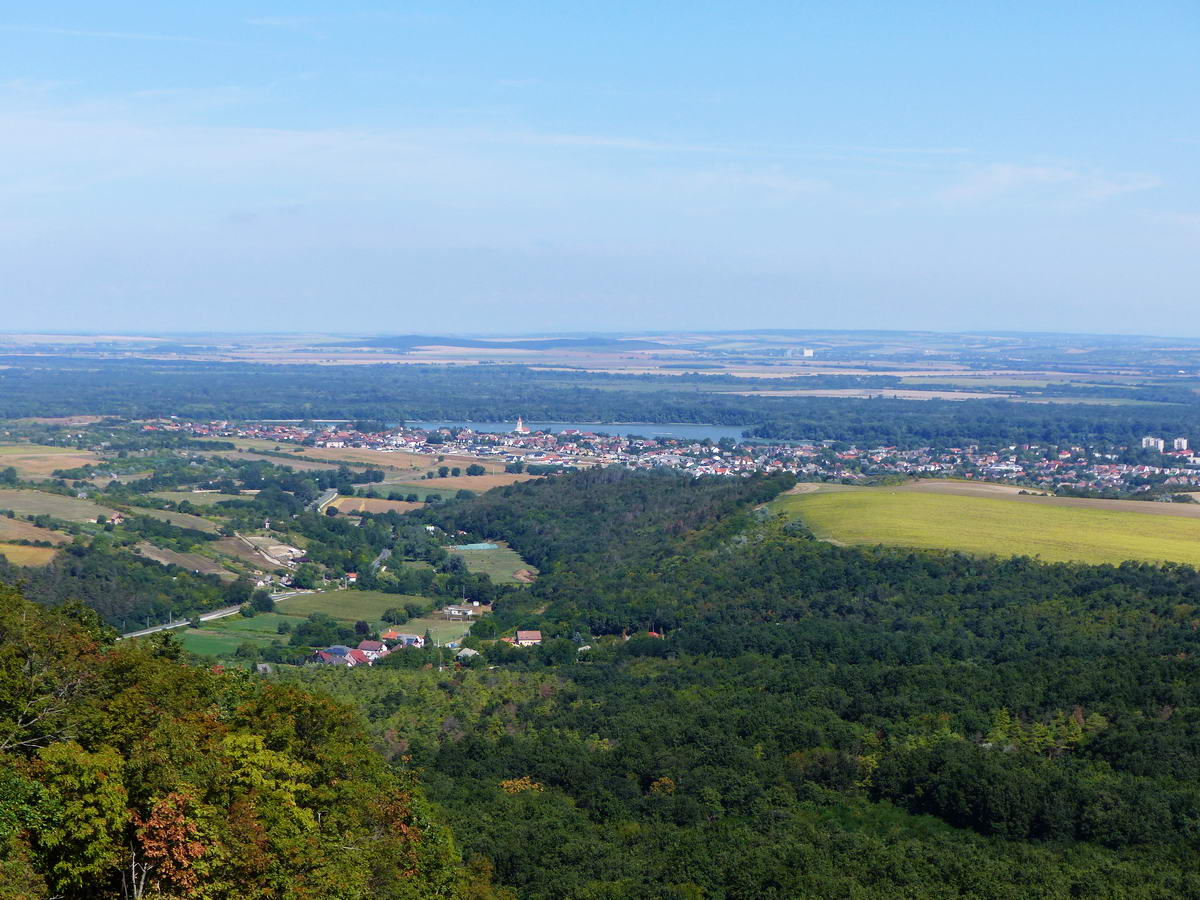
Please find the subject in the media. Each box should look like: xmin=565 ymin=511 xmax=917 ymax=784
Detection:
xmin=772 ymin=488 xmax=1200 ymax=566
xmin=0 ymin=544 xmax=59 ymax=566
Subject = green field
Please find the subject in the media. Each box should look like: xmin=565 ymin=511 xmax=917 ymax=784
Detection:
xmin=449 ymin=543 xmax=536 ymax=583
xmin=131 ymin=507 xmax=220 ymax=533
xmin=773 ymin=489 xmax=1200 ymax=566
xmin=0 ymin=488 xmax=116 ymax=523
xmin=386 ymin=484 xmax=465 ymax=501
xmin=177 ymin=628 xmax=253 ymax=656
xmin=150 ymin=491 xmax=249 ymax=505
xmin=273 ymin=589 xmax=415 ymax=622
xmin=174 ymin=592 xmax=471 ymax=657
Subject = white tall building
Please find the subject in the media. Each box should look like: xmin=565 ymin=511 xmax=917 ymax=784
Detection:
xmin=1174 ymin=437 xmax=1189 ymax=451
xmin=1142 ymin=436 xmax=1165 ymax=452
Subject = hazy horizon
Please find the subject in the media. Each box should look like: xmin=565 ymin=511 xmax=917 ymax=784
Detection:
xmin=3 ymin=3 xmax=1197 ymax=334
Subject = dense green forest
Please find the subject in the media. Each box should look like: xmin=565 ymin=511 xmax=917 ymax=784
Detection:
xmin=9 ymin=458 xmax=1200 ymax=895
xmin=0 ymin=584 xmax=486 ymax=899
xmin=5 ymin=357 xmax=1200 ymax=448
xmin=298 ymin=470 xmax=1200 ymax=897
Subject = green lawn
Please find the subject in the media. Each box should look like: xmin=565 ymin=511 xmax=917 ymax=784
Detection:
xmin=449 ymin=543 xmax=536 ymax=583
xmin=772 ymin=489 xmax=1200 ymax=566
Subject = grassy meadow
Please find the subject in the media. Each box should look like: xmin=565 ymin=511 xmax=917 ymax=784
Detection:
xmin=449 ymin=543 xmax=537 ymax=583
xmin=176 ymin=589 xmax=472 ymax=657
xmin=0 ymin=488 xmax=116 ymax=523
xmin=773 ymin=488 xmax=1200 ymax=566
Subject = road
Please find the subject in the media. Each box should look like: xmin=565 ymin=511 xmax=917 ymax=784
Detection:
xmin=311 ymin=489 xmax=339 ymax=512
xmin=119 ymin=589 xmax=315 ymax=639
xmin=120 ymin=604 xmax=243 ymax=639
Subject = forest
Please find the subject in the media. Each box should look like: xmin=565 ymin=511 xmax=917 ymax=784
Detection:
xmin=0 ymin=584 xmax=487 ymax=899
xmin=295 ymin=469 xmax=1200 ymax=897
xmin=7 ymin=452 xmax=1200 ymax=895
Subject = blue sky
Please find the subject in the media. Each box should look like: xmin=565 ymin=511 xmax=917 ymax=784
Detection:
xmin=1 ymin=2 xmax=1197 ymax=334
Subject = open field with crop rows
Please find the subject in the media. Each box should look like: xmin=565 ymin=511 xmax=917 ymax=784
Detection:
xmin=772 ymin=484 xmax=1200 ymax=566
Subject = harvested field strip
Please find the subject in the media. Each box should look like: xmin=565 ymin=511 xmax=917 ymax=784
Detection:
xmin=0 ymin=444 xmax=101 ymax=479
xmin=133 ymin=542 xmax=237 ymax=579
xmin=330 ymin=496 xmax=423 ymax=514
xmin=0 ymin=517 xmax=72 ymax=544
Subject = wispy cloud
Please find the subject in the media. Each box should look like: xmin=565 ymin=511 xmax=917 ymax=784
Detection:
xmin=501 ymin=131 xmax=733 ymax=154
xmin=939 ymin=163 xmax=1161 ymax=205
xmin=245 ymin=16 xmax=321 ymax=29
xmin=2 ymin=24 xmax=235 ymax=47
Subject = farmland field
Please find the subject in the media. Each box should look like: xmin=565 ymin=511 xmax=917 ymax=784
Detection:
xmin=274 ymin=589 xmax=417 ymax=622
xmin=130 ymin=507 xmax=220 ymax=533
xmin=449 ymin=542 xmax=537 ymax=583
xmin=275 ymin=590 xmax=473 ymax=641
xmin=205 ymin=450 xmax=342 ymax=472
xmin=0 ymin=443 xmax=101 ymax=479
xmin=133 ymin=542 xmax=237 ymax=579
xmin=177 ymin=629 xmax=250 ymax=657
xmin=0 ymin=488 xmax=117 ymax=523
xmin=0 ymin=544 xmax=58 ymax=566
xmin=387 ymin=484 xmax=467 ymax=502
xmin=175 ymin=592 xmax=471 ymax=657
xmin=0 ymin=516 xmax=72 ymax=544
xmin=212 ymin=536 xmax=279 ymax=569
xmin=772 ymin=487 xmax=1200 ymax=566
xmin=149 ymin=491 xmax=249 ymax=505
xmin=391 ymin=472 xmax=536 ymax=494
xmin=331 ymin=496 xmax=422 ymax=515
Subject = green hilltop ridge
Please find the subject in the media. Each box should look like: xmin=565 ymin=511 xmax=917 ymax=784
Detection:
xmin=0 ymin=584 xmax=490 ymax=900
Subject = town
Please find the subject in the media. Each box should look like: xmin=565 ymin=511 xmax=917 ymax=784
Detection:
xmin=153 ymin=418 xmax=1200 ymax=500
